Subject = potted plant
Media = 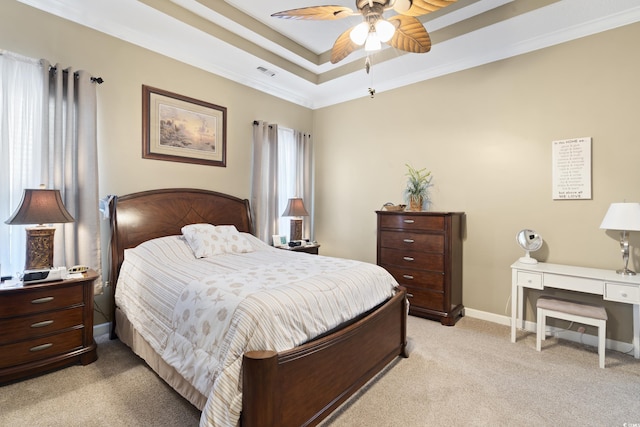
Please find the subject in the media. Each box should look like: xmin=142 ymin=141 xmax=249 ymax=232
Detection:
xmin=404 ymin=164 xmax=432 ymax=211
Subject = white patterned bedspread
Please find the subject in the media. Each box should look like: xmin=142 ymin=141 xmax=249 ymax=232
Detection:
xmin=115 ymin=233 xmax=398 ymax=427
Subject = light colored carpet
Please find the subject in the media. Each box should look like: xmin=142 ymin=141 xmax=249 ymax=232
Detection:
xmin=2 ymin=315 xmax=639 ymax=426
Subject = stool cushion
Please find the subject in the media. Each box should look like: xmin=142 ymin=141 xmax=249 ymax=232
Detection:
xmin=537 ymin=296 xmax=607 ymax=320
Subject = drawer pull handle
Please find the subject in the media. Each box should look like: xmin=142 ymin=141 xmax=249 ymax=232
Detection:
xmin=403 ymin=219 xmax=415 ymax=224
xmin=30 ymin=343 xmax=53 ymax=352
xmin=621 ymin=292 xmax=628 ymax=298
xmin=403 ymin=274 xmax=414 ymax=280
xmin=406 ymin=293 xmax=414 ymax=298
xmin=31 ymin=320 xmax=54 ymax=328
xmin=403 ymin=239 xmax=415 ymax=243
xmin=31 ymin=296 xmax=54 ymax=304
xmin=403 ymin=257 xmax=414 ymax=262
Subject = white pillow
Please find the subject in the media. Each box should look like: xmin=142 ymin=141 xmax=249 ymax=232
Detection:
xmin=181 ymin=224 xmax=254 ymax=258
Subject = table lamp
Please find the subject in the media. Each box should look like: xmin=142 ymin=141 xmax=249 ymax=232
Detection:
xmin=282 ymin=198 xmax=309 ymax=241
xmin=5 ymin=187 xmax=75 ymax=270
xmin=599 ymin=202 xmax=640 ymax=275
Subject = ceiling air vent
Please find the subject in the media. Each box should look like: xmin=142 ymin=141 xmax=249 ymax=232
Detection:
xmin=257 ymin=66 xmax=276 ymax=77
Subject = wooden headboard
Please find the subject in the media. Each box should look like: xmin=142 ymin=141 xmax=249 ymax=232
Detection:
xmin=108 ymin=188 xmax=253 ymax=336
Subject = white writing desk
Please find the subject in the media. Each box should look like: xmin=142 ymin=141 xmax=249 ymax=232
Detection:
xmin=511 ymin=261 xmax=640 ymax=358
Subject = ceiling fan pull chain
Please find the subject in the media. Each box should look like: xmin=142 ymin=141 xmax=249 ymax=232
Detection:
xmin=366 ymin=55 xmax=375 ymax=98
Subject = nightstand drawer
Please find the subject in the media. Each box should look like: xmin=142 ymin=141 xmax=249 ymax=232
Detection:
xmin=379 ymin=214 xmax=445 ymax=231
xmin=379 ymin=247 xmax=444 ymax=271
xmin=0 ymin=284 xmax=83 ymax=317
xmin=0 ymin=307 xmax=84 ymax=344
xmin=0 ymin=328 xmax=83 ymax=369
xmin=379 ymin=231 xmax=444 ymax=252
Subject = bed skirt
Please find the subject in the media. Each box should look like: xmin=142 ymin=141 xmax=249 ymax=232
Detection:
xmin=115 ymin=308 xmax=208 ymax=410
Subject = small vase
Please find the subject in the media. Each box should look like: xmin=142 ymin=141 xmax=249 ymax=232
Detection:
xmin=409 ymin=197 xmax=423 ymax=212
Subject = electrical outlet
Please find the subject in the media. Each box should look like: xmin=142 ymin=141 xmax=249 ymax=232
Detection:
xmin=577 ymin=326 xmax=586 ymax=334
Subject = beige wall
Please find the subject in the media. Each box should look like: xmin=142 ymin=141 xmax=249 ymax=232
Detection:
xmin=2 ymin=2 xmax=313 ymax=323
xmin=4 ymin=2 xmax=640 ymax=342
xmin=314 ymin=22 xmax=640 ymax=342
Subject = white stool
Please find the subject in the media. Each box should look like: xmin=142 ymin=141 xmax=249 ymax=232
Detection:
xmin=536 ymin=296 xmax=607 ymax=368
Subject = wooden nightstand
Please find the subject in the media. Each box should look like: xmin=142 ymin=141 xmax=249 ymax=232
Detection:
xmin=0 ymin=269 xmax=98 ymax=384
xmin=278 ymin=243 xmax=320 ymax=255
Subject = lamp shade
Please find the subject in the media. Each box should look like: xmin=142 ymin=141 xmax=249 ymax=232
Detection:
xmin=599 ymin=202 xmax=640 ymax=231
xmin=282 ymin=198 xmax=309 ymax=217
xmin=5 ymin=189 xmax=75 ymax=225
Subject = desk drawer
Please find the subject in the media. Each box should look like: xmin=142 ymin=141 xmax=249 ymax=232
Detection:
xmin=605 ymin=282 xmax=640 ymax=304
xmin=515 ymin=271 xmax=543 ymax=289
xmin=544 ymin=274 xmax=603 ymax=295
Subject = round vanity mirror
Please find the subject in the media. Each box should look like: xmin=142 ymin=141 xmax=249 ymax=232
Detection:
xmin=516 ymin=229 xmax=543 ymax=264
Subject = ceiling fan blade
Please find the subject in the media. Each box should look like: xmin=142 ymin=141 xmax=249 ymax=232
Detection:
xmin=387 ymin=15 xmax=431 ymax=53
xmin=331 ymin=28 xmax=359 ymax=63
xmin=397 ymin=0 xmax=458 ymax=17
xmin=271 ymin=6 xmax=355 ymax=20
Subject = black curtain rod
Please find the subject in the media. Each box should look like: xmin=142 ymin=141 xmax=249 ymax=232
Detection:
xmin=252 ymin=121 xmax=311 ymax=137
xmin=252 ymin=120 xmax=273 ymax=128
xmin=49 ymin=65 xmax=104 ymax=84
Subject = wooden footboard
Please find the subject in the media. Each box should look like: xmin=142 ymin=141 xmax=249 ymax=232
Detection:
xmin=242 ymin=287 xmax=408 ymax=427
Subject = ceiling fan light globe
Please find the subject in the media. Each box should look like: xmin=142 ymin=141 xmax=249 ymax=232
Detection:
xmin=365 ymin=32 xmax=382 ymax=51
xmin=375 ymin=19 xmax=395 ymax=42
xmin=391 ymin=0 xmax=411 ymax=13
xmin=350 ymin=22 xmax=369 ymax=45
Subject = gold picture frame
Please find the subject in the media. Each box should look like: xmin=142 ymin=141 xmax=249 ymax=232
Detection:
xmin=142 ymin=85 xmax=226 ymax=167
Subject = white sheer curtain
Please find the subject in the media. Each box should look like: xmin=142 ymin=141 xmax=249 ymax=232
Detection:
xmin=276 ymin=127 xmax=313 ymax=241
xmin=0 ymin=51 xmax=101 ymax=280
xmin=251 ymin=120 xmax=313 ymax=243
xmin=0 ymin=51 xmax=44 ymax=277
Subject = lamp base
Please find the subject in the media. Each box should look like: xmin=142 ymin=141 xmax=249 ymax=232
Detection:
xmin=616 ymin=268 xmax=636 ymax=276
xmin=25 ymin=227 xmax=55 ymax=270
xmin=289 ymin=218 xmax=303 ymax=242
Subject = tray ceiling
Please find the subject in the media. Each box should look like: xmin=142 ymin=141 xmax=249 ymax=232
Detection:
xmin=18 ymin=0 xmax=640 ymax=109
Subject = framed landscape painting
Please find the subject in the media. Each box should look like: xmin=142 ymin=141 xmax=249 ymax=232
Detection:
xmin=142 ymin=85 xmax=226 ymax=167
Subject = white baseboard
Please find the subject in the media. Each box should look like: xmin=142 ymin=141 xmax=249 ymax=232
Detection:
xmin=94 ymin=322 xmax=111 ymax=338
xmin=464 ymin=307 xmax=636 ymax=355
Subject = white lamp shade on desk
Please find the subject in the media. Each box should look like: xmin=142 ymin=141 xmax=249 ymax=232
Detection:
xmin=600 ymin=202 xmax=640 ymax=275
xmin=600 ymin=203 xmax=640 ymax=231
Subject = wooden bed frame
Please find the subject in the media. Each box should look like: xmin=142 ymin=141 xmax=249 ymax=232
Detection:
xmin=108 ymin=188 xmax=407 ymax=427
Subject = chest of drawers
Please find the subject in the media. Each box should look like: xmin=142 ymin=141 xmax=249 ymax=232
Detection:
xmin=0 ymin=270 xmax=98 ymax=383
xmin=377 ymin=211 xmax=464 ymax=325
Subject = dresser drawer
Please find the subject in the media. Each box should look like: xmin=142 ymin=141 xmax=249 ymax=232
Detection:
xmin=381 ymin=265 xmax=444 ymax=291
xmin=0 ymin=328 xmax=83 ymax=369
xmin=0 ymin=307 xmax=84 ymax=344
xmin=605 ymin=282 xmax=640 ymax=304
xmin=0 ymin=284 xmax=83 ymax=317
xmin=379 ymin=247 xmax=444 ymax=271
xmin=379 ymin=230 xmax=444 ymax=252
xmin=379 ymin=214 xmax=445 ymax=231
xmin=405 ymin=285 xmax=444 ymax=312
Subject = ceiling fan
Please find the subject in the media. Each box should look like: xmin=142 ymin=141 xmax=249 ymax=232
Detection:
xmin=272 ymin=0 xmax=458 ymax=64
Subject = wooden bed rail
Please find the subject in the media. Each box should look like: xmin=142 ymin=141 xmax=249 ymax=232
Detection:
xmin=242 ymin=287 xmax=408 ymax=427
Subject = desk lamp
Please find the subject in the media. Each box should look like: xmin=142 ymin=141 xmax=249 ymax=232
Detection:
xmin=5 ymin=187 xmax=75 ymax=270
xmin=600 ymin=202 xmax=640 ymax=275
xmin=282 ymin=198 xmax=309 ymax=241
